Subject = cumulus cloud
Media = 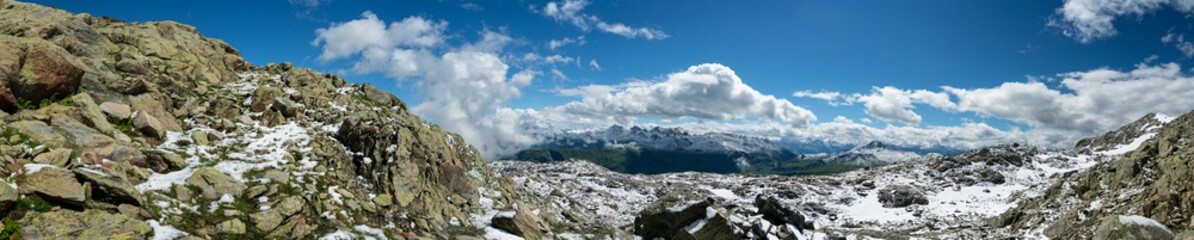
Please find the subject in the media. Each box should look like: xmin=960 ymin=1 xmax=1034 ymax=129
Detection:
xmin=312 ymin=12 xmax=447 ymax=61
xmin=792 ymin=90 xmax=843 ymax=102
xmin=1051 ymin=0 xmax=1194 ymax=43
xmin=794 ymin=87 xmax=954 ymax=125
xmin=946 ymin=62 xmax=1194 ymax=134
xmin=551 ymin=63 xmax=817 ymax=127
xmin=313 ymin=12 xmax=539 ymax=159
xmin=536 ymin=0 xmax=668 ymax=40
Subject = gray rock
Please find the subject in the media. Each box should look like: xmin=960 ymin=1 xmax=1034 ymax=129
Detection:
xmin=72 ymin=167 xmax=142 ymax=206
xmin=132 ymin=111 xmax=166 ymax=139
xmin=270 ymin=97 xmax=301 ymax=118
xmin=250 ymin=196 xmax=305 ymax=232
xmin=0 ymin=182 xmax=16 ymax=213
xmin=100 ymin=102 xmax=132 ymax=120
xmin=878 ymin=185 xmax=928 ymax=208
xmin=71 ymin=93 xmax=116 ymax=134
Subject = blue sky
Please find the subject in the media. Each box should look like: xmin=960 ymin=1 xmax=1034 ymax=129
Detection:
xmin=28 ymin=0 xmax=1194 ymax=157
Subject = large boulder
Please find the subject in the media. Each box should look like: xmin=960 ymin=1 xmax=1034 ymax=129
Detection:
xmin=878 ymin=185 xmax=928 ymax=208
xmin=1093 ymin=215 xmax=1175 ymax=240
xmin=132 ymin=111 xmax=166 ymax=139
xmin=633 ymin=191 xmax=720 ymax=239
xmin=0 ymin=36 xmax=84 ymax=113
xmin=754 ymin=195 xmax=815 ymax=232
xmin=20 ymin=209 xmax=152 ymax=239
xmin=19 ymin=164 xmax=85 ymax=207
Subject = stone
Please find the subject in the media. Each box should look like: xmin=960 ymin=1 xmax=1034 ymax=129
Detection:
xmin=0 ymin=182 xmax=16 ymax=213
xmin=117 ymin=204 xmax=149 ymax=220
xmin=250 ymin=196 xmax=305 ymax=232
xmin=132 ymin=111 xmax=166 ymax=139
xmin=1093 ymin=215 xmax=1175 ymax=240
xmin=143 ymin=149 xmax=187 ymax=172
xmin=633 ymin=191 xmax=713 ymax=239
xmin=192 ymin=131 xmax=209 ymax=145
xmin=878 ymin=185 xmax=928 ymax=208
xmin=71 ymin=93 xmax=116 ymax=134
xmin=31 ymin=148 xmax=72 ymax=167
xmin=7 ymin=37 xmax=84 ymax=107
xmin=216 ymin=218 xmax=247 ymax=235
xmin=100 ymin=102 xmax=132 ymax=119
xmin=270 ymin=97 xmax=301 ymax=118
xmin=20 ymin=209 xmax=152 ymax=240
xmin=185 ymin=167 xmax=246 ymax=200
xmin=19 ymin=164 xmax=85 ymax=207
xmin=8 ymin=120 xmax=68 ymax=148
xmin=73 ymin=167 xmax=142 ymax=206
xmin=490 ymin=205 xmax=547 ymax=240
xmin=373 ymin=194 xmax=393 ymax=208
xmin=754 ymin=195 xmax=814 ymax=232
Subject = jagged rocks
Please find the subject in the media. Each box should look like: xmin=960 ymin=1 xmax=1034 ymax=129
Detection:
xmin=878 ymin=185 xmax=927 ymax=208
xmin=755 ymin=195 xmax=815 ymax=232
xmin=185 ymin=167 xmax=246 ymax=200
xmin=19 ymin=164 xmax=85 ymax=207
xmin=1093 ymin=215 xmax=1175 ymax=240
xmin=142 ymin=149 xmax=187 ymax=172
xmin=20 ymin=209 xmax=152 ymax=240
xmin=215 ymin=218 xmax=247 ymax=235
xmin=70 ymin=93 xmax=116 ymax=134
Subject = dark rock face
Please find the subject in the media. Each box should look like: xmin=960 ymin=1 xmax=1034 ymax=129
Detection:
xmin=633 ymin=192 xmax=718 ymax=239
xmin=878 ymin=185 xmax=928 ymax=208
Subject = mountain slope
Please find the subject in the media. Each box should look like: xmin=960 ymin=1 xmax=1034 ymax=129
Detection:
xmin=0 ymin=2 xmax=553 ymax=239
xmin=994 ymin=112 xmax=1194 ymax=239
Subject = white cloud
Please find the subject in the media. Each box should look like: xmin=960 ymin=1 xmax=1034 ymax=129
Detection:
xmin=461 ymin=3 xmax=483 ymax=11
xmin=946 ymin=62 xmax=1194 ymax=134
xmin=1051 ymin=0 xmax=1194 ymax=43
xmin=551 ymin=63 xmax=817 ymax=127
xmin=595 ymin=22 xmax=669 ymax=40
xmin=588 ymin=59 xmax=601 ymax=70
xmin=548 ymin=36 xmax=585 ymax=50
xmin=288 ymin=0 xmax=331 ymax=8
xmin=536 ymin=0 xmax=668 ymax=40
xmin=314 ymin=12 xmax=539 ymax=159
xmin=792 ymin=90 xmax=844 ymax=102
xmin=1162 ymin=32 xmax=1194 ymax=57
xmin=312 ymin=12 xmax=447 ymax=61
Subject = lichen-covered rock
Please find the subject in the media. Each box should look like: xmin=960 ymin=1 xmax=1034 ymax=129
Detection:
xmin=20 ymin=209 xmax=152 ymax=240
xmin=633 ymin=191 xmax=715 ymax=239
xmin=99 ymin=101 xmax=131 ymax=120
xmin=132 ymin=110 xmax=166 ymax=139
xmin=31 ymin=148 xmax=72 ymax=167
xmin=19 ymin=164 xmax=85 ymax=207
xmin=185 ymin=167 xmax=246 ymax=200
xmin=0 ymin=182 xmax=16 ymax=213
xmin=1093 ymin=215 xmax=1175 ymax=240
xmin=72 ymin=166 xmax=142 ymax=206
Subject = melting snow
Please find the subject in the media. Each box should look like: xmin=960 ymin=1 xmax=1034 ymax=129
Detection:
xmin=147 ymin=220 xmax=188 ymax=240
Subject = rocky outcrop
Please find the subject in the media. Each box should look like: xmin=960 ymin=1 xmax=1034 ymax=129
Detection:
xmin=877 ymin=185 xmax=928 ymax=208
xmin=0 ymin=1 xmax=542 ymax=239
xmin=995 ymin=112 xmax=1194 ymax=238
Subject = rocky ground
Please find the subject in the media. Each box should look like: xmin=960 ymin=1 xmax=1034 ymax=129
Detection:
xmin=493 ymin=113 xmax=1194 ymax=239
